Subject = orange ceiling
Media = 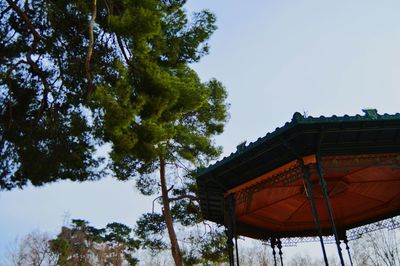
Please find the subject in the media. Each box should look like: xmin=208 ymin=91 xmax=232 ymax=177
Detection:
xmin=227 ymin=153 xmax=400 ymax=238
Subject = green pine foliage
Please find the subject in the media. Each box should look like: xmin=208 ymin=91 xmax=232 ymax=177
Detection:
xmin=1 ymin=0 xmax=118 ymax=188
xmin=1 ymin=0 xmax=229 ymax=264
xmin=0 ymin=0 xmax=227 ymax=187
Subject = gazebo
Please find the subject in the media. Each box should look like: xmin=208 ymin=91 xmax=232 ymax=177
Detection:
xmin=196 ymin=109 xmax=400 ymax=266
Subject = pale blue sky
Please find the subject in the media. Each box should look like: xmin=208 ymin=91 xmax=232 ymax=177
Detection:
xmin=1 ymin=0 xmax=400 ymax=262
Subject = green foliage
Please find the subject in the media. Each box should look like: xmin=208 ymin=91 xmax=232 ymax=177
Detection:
xmin=135 ymin=170 xmax=229 ymax=264
xmin=0 ymin=0 xmax=227 ymax=190
xmin=93 ymin=0 xmax=228 ymax=180
xmin=50 ymin=219 xmax=140 ymax=265
xmin=135 ymin=213 xmax=167 ymax=251
xmin=0 ymin=0 xmax=117 ymax=189
xmin=1 ymin=0 xmax=229 ymax=264
xmin=135 ymin=210 xmax=229 ymax=264
xmin=182 ymin=230 xmax=229 ymax=265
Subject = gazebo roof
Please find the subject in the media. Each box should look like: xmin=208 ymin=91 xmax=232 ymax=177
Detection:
xmin=196 ymin=110 xmax=400 ymax=238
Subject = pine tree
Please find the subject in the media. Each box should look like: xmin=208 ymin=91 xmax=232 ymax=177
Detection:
xmin=92 ymin=1 xmax=229 ymax=264
xmin=50 ymin=219 xmax=140 ymax=265
xmin=1 ymin=0 xmax=120 ymax=188
xmin=1 ymin=1 xmax=229 ymax=264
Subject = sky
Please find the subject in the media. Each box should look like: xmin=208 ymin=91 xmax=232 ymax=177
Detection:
xmin=1 ymin=0 xmax=400 ymax=263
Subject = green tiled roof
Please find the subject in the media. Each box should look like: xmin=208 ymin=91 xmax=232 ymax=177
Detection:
xmin=197 ymin=109 xmax=400 ymax=178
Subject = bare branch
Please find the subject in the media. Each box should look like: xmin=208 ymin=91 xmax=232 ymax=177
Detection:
xmin=167 ymin=185 xmax=174 ymax=193
xmin=175 ymin=157 xmax=191 ymax=172
xmin=168 ymin=194 xmax=198 ymax=202
xmin=152 ymin=196 xmax=162 ymax=213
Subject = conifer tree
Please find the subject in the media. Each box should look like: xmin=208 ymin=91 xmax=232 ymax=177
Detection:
xmin=1 ymin=1 xmax=229 ymax=264
xmin=93 ymin=2 xmax=229 ymax=264
xmin=49 ymin=219 xmax=140 ymax=265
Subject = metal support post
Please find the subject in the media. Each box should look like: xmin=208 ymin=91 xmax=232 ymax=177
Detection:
xmin=277 ymin=238 xmax=284 ymax=266
xmin=316 ymin=131 xmax=345 ymax=266
xmin=301 ymin=162 xmax=329 ymax=266
xmin=226 ymin=194 xmax=240 ymax=266
xmin=281 ymin=139 xmax=329 ymax=266
xmin=226 ymin=227 xmax=234 ymax=266
xmin=344 ymin=236 xmax=354 ymax=266
xmin=271 ymin=237 xmax=277 ymax=266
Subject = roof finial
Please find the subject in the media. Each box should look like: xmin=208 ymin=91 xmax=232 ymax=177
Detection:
xmin=236 ymin=141 xmax=247 ymax=152
xmin=362 ymin=108 xmax=378 ymax=119
xmin=292 ymin=112 xmax=303 ymax=122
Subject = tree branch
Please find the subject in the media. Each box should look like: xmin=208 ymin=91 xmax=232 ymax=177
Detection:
xmin=3 ymin=29 xmax=17 ymax=45
xmin=0 ymin=5 xmax=12 ymax=19
xmin=25 ymin=40 xmax=50 ymax=121
xmin=175 ymin=157 xmax=191 ymax=172
xmin=5 ymin=59 xmax=28 ymax=129
xmin=6 ymin=1 xmax=49 ymax=121
xmin=85 ymin=0 xmax=97 ymax=95
xmin=169 ymin=194 xmax=198 ymax=202
xmin=152 ymin=195 xmax=162 ymax=213
xmin=6 ymin=0 xmax=43 ymax=40
xmin=50 ymin=56 xmax=66 ymax=109
xmin=115 ymin=34 xmax=130 ymax=65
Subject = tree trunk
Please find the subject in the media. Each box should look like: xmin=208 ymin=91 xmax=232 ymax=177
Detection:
xmin=159 ymin=155 xmax=183 ymax=266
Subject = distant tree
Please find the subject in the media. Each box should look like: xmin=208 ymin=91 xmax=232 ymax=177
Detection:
xmin=50 ymin=219 xmax=140 ymax=266
xmin=351 ymin=227 xmax=400 ymax=266
xmin=237 ymin=242 xmax=272 ymax=266
xmin=4 ymin=231 xmax=57 ymax=266
xmin=3 ymin=220 xmax=139 ymax=266
xmin=286 ymin=254 xmax=327 ymax=266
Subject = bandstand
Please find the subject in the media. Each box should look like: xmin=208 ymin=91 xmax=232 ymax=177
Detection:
xmin=196 ymin=109 xmax=400 ymax=266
